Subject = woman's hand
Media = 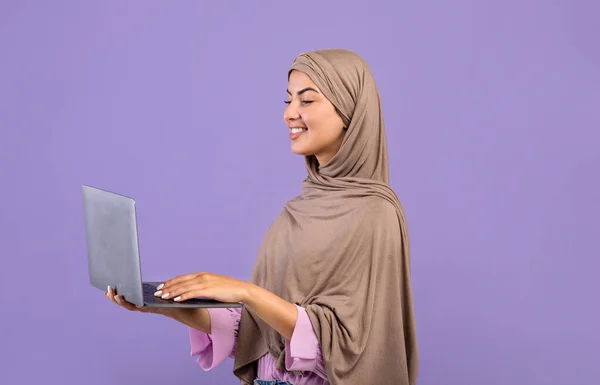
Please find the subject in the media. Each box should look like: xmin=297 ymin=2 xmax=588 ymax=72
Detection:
xmin=106 ymin=272 xmax=299 ymax=339
xmin=158 ymin=272 xmax=299 ymax=339
xmin=154 ymin=272 xmax=252 ymax=304
xmin=105 ymin=285 xmax=162 ymax=314
xmin=105 ymin=285 xmax=211 ymax=332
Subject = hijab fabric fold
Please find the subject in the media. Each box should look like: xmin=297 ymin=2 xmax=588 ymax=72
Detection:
xmin=233 ymin=49 xmax=418 ymax=385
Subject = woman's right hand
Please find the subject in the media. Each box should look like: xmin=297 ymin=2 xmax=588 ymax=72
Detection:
xmin=106 ymin=285 xmax=169 ymax=315
xmin=105 ymin=286 xmax=211 ymax=333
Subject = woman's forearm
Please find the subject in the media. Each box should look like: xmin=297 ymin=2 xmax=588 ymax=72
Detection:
xmin=243 ymin=284 xmax=299 ymax=340
xmin=159 ymin=308 xmax=212 ymax=334
xmin=156 ymin=284 xmax=299 ymax=339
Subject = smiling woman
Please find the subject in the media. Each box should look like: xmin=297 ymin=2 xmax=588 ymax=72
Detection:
xmin=106 ymin=48 xmax=418 ymax=385
xmin=285 ymin=73 xmax=346 ymax=165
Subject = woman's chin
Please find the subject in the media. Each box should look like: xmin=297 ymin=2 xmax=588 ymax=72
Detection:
xmin=290 ymin=143 xmax=312 ymax=157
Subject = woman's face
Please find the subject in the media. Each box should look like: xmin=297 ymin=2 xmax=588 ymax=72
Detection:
xmin=284 ymin=70 xmax=345 ymax=166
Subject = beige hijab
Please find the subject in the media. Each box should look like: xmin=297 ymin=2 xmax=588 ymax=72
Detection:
xmin=233 ymin=49 xmax=418 ymax=385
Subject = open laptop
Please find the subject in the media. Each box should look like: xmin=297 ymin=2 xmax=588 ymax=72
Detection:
xmin=81 ymin=184 xmax=241 ymax=309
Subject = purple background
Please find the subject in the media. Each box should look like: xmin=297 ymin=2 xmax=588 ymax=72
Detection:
xmin=1 ymin=1 xmax=598 ymax=384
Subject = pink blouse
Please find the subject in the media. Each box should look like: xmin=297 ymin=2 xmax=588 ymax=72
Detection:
xmin=188 ymin=305 xmax=329 ymax=384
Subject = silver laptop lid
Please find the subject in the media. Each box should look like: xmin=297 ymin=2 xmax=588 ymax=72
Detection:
xmin=81 ymin=185 xmax=144 ymax=307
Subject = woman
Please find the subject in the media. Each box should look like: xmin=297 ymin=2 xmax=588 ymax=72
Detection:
xmin=107 ymin=48 xmax=419 ymax=385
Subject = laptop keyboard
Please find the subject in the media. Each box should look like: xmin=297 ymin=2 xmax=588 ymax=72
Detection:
xmin=142 ymin=282 xmax=168 ymax=304
xmin=141 ymin=282 xmax=233 ymax=306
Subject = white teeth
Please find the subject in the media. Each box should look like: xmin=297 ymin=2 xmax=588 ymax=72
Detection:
xmin=290 ymin=127 xmax=306 ymax=134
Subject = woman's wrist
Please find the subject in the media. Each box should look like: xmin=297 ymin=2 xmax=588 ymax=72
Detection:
xmin=242 ymin=282 xmax=259 ymax=307
xmin=241 ymin=282 xmax=298 ymax=340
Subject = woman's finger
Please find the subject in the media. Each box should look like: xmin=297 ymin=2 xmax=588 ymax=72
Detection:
xmin=104 ymin=286 xmax=153 ymax=313
xmin=154 ymin=279 xmax=202 ymax=299
xmin=106 ymin=286 xmax=118 ymax=304
xmin=173 ymin=288 xmax=208 ymax=302
xmin=155 ymin=282 xmax=206 ymax=301
xmin=108 ymin=293 xmax=120 ymax=306
xmin=160 ymin=272 xmax=204 ymax=290
xmin=115 ymin=295 xmax=139 ymax=311
xmin=171 ymin=284 xmax=215 ymax=302
xmin=106 ymin=286 xmax=136 ymax=311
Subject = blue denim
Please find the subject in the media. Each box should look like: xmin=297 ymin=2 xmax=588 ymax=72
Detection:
xmin=253 ymin=380 xmax=293 ymax=385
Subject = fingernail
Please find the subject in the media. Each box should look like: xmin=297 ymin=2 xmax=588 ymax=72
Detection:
xmin=157 ymin=284 xmax=164 ymax=290
xmin=154 ymin=291 xmax=162 ymax=297
xmin=161 ymin=293 xmax=170 ymax=299
xmin=115 ymin=295 xmax=121 ymax=303
xmin=107 ymin=285 xmax=111 ymax=293
xmin=173 ymin=296 xmax=181 ymax=302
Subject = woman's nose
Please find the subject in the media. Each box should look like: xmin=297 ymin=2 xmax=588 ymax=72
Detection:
xmin=283 ymin=102 xmax=300 ymax=123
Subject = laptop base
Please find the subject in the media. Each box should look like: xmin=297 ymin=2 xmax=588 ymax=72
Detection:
xmin=141 ymin=282 xmax=242 ymax=308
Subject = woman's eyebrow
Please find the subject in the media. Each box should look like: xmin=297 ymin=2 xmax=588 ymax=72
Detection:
xmin=286 ymin=87 xmax=320 ymax=96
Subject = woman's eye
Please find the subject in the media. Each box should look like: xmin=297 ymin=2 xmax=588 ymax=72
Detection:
xmin=283 ymin=100 xmax=313 ymax=105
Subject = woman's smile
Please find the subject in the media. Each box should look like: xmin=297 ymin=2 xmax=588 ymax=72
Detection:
xmin=289 ymin=126 xmax=307 ymax=140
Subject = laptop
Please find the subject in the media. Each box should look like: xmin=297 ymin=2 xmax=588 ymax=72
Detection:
xmin=81 ymin=184 xmax=241 ymax=309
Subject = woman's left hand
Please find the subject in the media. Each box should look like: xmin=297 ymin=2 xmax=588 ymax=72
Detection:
xmin=157 ymin=271 xmax=299 ymax=340
xmin=154 ymin=272 xmax=253 ymax=304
